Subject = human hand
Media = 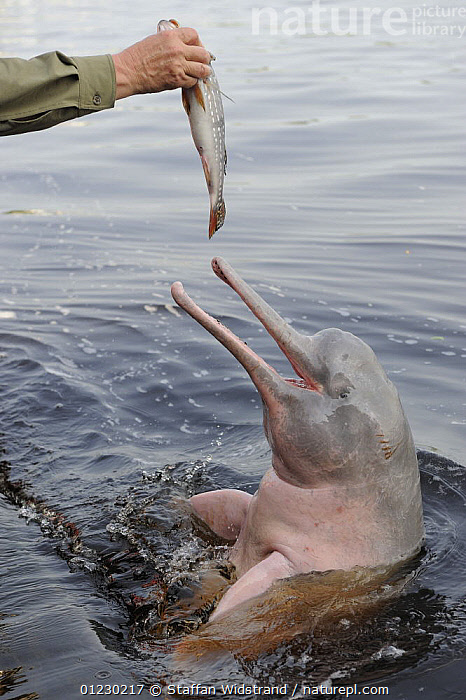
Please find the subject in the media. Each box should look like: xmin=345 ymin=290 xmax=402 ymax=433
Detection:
xmin=112 ymin=27 xmax=212 ymax=100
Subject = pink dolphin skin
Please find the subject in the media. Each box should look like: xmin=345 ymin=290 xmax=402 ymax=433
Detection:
xmin=171 ymin=258 xmax=425 ymax=621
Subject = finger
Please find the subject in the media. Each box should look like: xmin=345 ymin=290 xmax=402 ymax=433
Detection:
xmin=184 ymin=45 xmax=212 ymax=65
xmin=185 ymin=61 xmax=212 ymax=81
xmin=181 ymin=76 xmax=198 ymax=89
xmin=177 ymin=27 xmax=204 ymax=47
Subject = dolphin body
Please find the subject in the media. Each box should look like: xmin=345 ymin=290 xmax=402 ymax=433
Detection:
xmin=171 ymin=258 xmax=424 ymax=621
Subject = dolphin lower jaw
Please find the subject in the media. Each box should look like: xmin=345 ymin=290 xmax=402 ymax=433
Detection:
xmin=170 ymin=280 xmax=279 ymax=393
xmin=171 ymin=271 xmax=325 ymax=407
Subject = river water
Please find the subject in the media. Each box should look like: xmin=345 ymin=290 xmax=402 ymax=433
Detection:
xmin=1 ymin=1 xmax=465 ymax=698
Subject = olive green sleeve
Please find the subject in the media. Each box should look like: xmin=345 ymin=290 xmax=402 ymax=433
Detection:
xmin=0 ymin=51 xmax=116 ymax=137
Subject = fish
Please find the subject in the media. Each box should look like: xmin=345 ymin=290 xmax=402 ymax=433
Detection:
xmin=157 ymin=19 xmax=227 ymax=238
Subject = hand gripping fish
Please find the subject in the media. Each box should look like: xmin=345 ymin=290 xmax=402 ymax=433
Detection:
xmin=157 ymin=19 xmax=227 ymax=238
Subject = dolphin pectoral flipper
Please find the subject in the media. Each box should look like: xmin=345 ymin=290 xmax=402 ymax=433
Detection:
xmin=190 ymin=489 xmax=253 ymax=541
xmin=210 ymin=551 xmax=295 ymax=621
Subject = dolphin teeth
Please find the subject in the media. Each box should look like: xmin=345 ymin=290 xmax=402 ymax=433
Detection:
xmin=285 ymin=377 xmax=321 ymax=393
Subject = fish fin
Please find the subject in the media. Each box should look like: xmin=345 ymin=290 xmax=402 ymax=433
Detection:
xmin=181 ymin=88 xmax=191 ymax=116
xmin=223 ymin=149 xmax=227 ymax=175
xmin=168 ymin=18 xmax=180 ymax=27
xmin=220 ymin=90 xmax=235 ymax=104
xmin=194 ymin=82 xmax=206 ymax=111
xmin=209 ymin=200 xmax=226 ymax=239
xmin=200 ymin=154 xmax=212 ymax=188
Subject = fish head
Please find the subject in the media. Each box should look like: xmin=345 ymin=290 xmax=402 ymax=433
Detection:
xmin=157 ymin=18 xmax=180 ymax=32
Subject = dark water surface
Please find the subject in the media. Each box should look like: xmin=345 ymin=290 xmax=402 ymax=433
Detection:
xmin=1 ymin=1 xmax=465 ymax=698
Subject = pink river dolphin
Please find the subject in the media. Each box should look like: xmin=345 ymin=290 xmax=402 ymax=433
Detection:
xmin=171 ymin=258 xmax=425 ymax=621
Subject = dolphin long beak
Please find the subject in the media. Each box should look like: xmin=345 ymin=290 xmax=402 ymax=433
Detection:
xmin=170 ymin=280 xmax=285 ymax=403
xmin=210 ymin=258 xmax=321 ymax=392
xmin=171 ymin=258 xmax=321 ymax=401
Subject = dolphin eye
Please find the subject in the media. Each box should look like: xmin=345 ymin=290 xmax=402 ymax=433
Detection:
xmin=330 ymin=375 xmax=353 ymax=399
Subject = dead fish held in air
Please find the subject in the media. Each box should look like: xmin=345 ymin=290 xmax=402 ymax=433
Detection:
xmin=157 ymin=19 xmax=227 ymax=238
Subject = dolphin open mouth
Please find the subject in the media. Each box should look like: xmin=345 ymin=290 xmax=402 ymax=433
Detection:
xmin=171 ymin=257 xmax=322 ymax=401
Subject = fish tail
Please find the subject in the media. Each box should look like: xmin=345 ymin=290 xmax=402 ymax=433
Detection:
xmin=209 ymin=200 xmax=226 ymax=239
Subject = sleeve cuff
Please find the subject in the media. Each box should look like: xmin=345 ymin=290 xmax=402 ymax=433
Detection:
xmin=71 ymin=54 xmax=116 ymax=112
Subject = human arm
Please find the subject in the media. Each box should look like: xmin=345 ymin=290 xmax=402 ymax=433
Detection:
xmin=0 ymin=52 xmax=114 ymax=136
xmin=112 ymin=27 xmax=211 ymax=98
xmin=0 ymin=27 xmax=211 ymax=137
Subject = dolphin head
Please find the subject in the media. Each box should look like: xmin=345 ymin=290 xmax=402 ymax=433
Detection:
xmin=171 ymin=258 xmax=421 ymax=505
xmin=257 ymin=326 xmax=417 ymax=491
